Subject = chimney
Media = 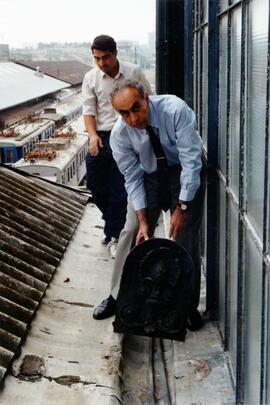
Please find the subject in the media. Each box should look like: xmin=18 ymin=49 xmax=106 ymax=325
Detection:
xmin=34 ymin=66 xmax=44 ymax=78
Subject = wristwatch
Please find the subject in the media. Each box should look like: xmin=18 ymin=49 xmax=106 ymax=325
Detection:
xmin=177 ymin=201 xmax=189 ymax=211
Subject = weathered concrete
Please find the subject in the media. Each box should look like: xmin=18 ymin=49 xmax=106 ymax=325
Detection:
xmin=172 ymin=288 xmax=236 ymax=405
xmin=0 ymin=203 xmax=122 ymax=405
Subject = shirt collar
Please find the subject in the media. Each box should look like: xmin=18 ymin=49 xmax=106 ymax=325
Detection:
xmin=100 ymin=60 xmax=123 ymax=79
xmin=117 ymin=61 xmax=124 ymax=77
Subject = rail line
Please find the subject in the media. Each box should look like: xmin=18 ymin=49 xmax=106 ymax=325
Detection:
xmin=120 ymin=334 xmax=175 ymax=404
xmin=150 ymin=337 xmax=174 ymax=405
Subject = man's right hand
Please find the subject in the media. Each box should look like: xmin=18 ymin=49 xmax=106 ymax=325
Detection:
xmin=135 ymin=208 xmax=149 ymax=245
xmin=136 ymin=222 xmax=149 ymax=245
xmin=89 ymin=134 xmax=103 ymax=156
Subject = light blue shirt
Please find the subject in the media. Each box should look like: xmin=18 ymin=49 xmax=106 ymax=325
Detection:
xmin=110 ymin=94 xmax=203 ymax=211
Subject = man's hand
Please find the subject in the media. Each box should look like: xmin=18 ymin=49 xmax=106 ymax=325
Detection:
xmin=136 ymin=221 xmax=149 ymax=245
xmin=89 ymin=134 xmax=103 ymax=156
xmin=169 ymin=208 xmax=188 ymax=241
xmin=135 ymin=208 xmax=149 ymax=245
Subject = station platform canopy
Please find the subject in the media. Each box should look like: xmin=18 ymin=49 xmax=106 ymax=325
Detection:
xmin=0 ymin=62 xmax=70 ymax=111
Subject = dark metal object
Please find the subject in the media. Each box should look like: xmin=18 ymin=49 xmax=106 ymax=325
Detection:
xmin=156 ymin=0 xmax=185 ymax=98
xmin=113 ymin=238 xmax=193 ymax=341
xmin=205 ymin=0 xmax=219 ymax=317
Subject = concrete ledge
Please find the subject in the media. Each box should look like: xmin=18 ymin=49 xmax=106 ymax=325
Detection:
xmin=0 ymin=204 xmax=122 ymax=405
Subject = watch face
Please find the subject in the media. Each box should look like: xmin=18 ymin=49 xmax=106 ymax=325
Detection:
xmin=180 ymin=203 xmax=188 ymax=210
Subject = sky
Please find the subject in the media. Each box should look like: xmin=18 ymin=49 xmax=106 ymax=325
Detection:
xmin=0 ymin=0 xmax=156 ymax=48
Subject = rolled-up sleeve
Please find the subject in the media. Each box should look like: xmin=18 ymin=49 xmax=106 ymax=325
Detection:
xmin=82 ymin=74 xmax=97 ymax=116
xmin=110 ymin=127 xmax=147 ymax=210
xmin=175 ymin=104 xmax=203 ymax=201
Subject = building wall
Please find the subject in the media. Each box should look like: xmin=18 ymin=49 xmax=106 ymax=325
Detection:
xmin=0 ymin=44 xmax=9 ymax=61
xmin=190 ymin=1 xmax=270 ymax=403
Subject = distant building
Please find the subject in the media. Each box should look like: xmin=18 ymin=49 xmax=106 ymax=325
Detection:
xmin=118 ymin=40 xmax=138 ymax=64
xmin=0 ymin=44 xmax=9 ymax=61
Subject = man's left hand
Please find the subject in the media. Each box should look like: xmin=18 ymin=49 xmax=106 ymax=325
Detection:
xmin=169 ymin=208 xmax=189 ymax=241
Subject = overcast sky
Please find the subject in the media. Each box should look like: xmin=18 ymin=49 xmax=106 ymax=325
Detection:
xmin=0 ymin=0 xmax=156 ymax=47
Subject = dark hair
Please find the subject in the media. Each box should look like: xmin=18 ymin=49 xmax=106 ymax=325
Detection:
xmin=91 ymin=35 xmax=117 ymax=53
xmin=111 ymin=79 xmax=146 ymax=101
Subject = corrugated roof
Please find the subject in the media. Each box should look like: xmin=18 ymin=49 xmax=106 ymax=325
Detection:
xmin=0 ymin=165 xmax=89 ymax=382
xmin=0 ymin=62 xmax=71 ymax=111
xmin=16 ymin=61 xmax=91 ymax=86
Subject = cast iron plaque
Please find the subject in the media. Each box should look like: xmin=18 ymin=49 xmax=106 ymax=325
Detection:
xmin=113 ymin=238 xmax=193 ymax=341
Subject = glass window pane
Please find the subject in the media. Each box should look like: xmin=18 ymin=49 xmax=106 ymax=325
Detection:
xmin=246 ymin=0 xmax=268 ymax=239
xmin=202 ymin=27 xmax=208 ymax=147
xmin=229 ymin=7 xmax=242 ymax=201
xmin=267 ymin=267 xmax=270 ymax=403
xmin=219 ymin=0 xmax=228 ymax=13
xmin=218 ymin=15 xmax=228 ymax=173
xmin=194 ymin=0 xmax=199 ymax=28
xmin=202 ymin=0 xmax=208 ymax=23
xmin=193 ymin=33 xmax=199 ymax=119
xmin=268 ymin=99 xmax=270 ymax=253
xmin=196 ymin=32 xmax=202 ymax=133
xmin=243 ymin=232 xmax=263 ymax=405
xmin=6 ymin=149 xmax=14 ymax=163
xmin=219 ymin=181 xmax=227 ymax=336
xmin=227 ymin=200 xmax=239 ymax=372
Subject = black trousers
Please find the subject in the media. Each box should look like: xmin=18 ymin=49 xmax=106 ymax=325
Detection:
xmin=144 ymin=163 xmax=206 ymax=309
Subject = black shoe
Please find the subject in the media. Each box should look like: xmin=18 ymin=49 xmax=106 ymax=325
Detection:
xmin=186 ymin=308 xmax=204 ymax=331
xmin=93 ymin=295 xmax=116 ymax=320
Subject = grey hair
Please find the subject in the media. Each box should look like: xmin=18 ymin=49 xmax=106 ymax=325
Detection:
xmin=110 ymin=79 xmax=146 ymax=101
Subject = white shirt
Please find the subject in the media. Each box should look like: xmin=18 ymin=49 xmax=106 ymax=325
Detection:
xmin=82 ymin=61 xmax=152 ymax=131
xmin=110 ymin=95 xmax=203 ymax=211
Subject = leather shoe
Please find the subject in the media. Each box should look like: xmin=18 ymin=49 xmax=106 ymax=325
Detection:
xmin=93 ymin=295 xmax=116 ymax=320
xmin=186 ymin=308 xmax=204 ymax=331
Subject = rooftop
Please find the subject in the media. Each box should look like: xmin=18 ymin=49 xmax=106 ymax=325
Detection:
xmin=0 ymin=62 xmax=70 ymax=111
xmin=15 ymin=61 xmax=91 ymax=86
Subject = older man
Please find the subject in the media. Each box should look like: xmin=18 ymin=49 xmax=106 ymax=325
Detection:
xmin=93 ymin=80 xmax=206 ymax=331
xmin=82 ymin=36 xmax=151 ymax=257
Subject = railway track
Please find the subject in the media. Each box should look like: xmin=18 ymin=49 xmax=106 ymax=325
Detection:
xmin=150 ymin=337 xmax=174 ymax=405
xmin=120 ymin=334 xmax=175 ymax=405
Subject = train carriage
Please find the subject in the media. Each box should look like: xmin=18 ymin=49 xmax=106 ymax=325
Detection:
xmin=0 ymin=118 xmax=55 ymax=165
xmin=13 ymin=115 xmax=88 ymax=187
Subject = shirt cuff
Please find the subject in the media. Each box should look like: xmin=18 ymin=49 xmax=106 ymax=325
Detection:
xmin=132 ymin=194 xmax=147 ymax=211
xmin=179 ymin=188 xmax=196 ymax=202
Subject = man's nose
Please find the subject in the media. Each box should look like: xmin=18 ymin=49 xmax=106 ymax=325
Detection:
xmin=97 ymin=58 xmax=105 ymax=67
xmin=130 ymin=113 xmax=138 ymax=127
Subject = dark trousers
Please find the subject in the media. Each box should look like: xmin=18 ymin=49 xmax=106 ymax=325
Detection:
xmin=85 ymin=131 xmax=127 ymax=240
xmin=144 ymin=162 xmax=206 ymax=309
